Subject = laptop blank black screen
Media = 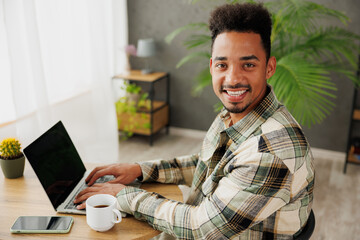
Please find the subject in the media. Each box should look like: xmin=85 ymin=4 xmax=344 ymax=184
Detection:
xmin=24 ymin=121 xmax=86 ymax=209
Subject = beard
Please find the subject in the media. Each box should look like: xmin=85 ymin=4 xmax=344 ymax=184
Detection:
xmin=223 ymin=101 xmax=252 ymax=113
xmin=220 ymin=83 xmax=252 ymax=113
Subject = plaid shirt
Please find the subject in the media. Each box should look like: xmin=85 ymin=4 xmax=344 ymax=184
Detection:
xmin=117 ymin=86 xmax=314 ymax=239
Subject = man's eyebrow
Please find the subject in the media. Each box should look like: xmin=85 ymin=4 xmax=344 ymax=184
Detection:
xmin=213 ymin=55 xmax=260 ymax=61
xmin=240 ymin=55 xmax=260 ymax=61
xmin=214 ymin=56 xmax=227 ymax=61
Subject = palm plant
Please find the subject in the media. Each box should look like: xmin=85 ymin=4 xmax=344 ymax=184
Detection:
xmin=166 ymin=0 xmax=360 ymax=127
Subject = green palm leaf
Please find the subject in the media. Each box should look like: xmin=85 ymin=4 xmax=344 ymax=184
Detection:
xmin=176 ymin=51 xmax=210 ymax=69
xmin=165 ymin=0 xmax=360 ymax=127
xmin=268 ymin=0 xmax=349 ymax=40
xmin=192 ymin=67 xmax=212 ymax=95
xmin=269 ymin=55 xmax=337 ymax=126
xmin=184 ymin=34 xmax=212 ymax=50
xmin=274 ymin=27 xmax=360 ymax=68
xmin=165 ymin=23 xmax=208 ymax=44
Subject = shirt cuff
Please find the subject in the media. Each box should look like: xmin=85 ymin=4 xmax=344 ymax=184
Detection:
xmin=137 ymin=161 xmax=158 ymax=182
xmin=116 ymin=186 xmax=145 ymax=214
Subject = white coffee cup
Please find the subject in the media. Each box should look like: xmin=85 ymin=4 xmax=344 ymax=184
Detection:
xmin=86 ymin=194 xmax=122 ymax=232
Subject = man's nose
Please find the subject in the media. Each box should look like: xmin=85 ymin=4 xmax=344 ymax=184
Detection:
xmin=225 ymin=66 xmax=244 ymax=85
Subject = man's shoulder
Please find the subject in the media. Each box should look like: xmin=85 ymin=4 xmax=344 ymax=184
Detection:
xmin=256 ymin=106 xmax=311 ymax=171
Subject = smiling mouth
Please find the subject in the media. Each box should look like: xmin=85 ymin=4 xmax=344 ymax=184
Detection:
xmin=225 ymin=90 xmax=247 ymax=96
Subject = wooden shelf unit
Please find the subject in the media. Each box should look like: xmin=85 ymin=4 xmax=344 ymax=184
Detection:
xmin=117 ymin=100 xmax=169 ymax=136
xmin=345 ymin=109 xmax=360 ymax=171
xmin=344 ymin=55 xmax=360 ymax=173
xmin=113 ymin=70 xmax=170 ymax=145
xmin=347 ymin=146 xmax=360 ymax=164
xmin=353 ymin=109 xmax=360 ymax=121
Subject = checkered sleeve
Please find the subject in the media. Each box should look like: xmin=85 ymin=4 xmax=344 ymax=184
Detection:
xmin=138 ymin=153 xmax=199 ymax=186
xmin=117 ymin=149 xmax=292 ymax=239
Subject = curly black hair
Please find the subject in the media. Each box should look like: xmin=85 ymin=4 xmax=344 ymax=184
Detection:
xmin=209 ymin=3 xmax=272 ymax=60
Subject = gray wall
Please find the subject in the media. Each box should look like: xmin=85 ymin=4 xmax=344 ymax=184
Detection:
xmin=127 ymin=0 xmax=360 ymax=152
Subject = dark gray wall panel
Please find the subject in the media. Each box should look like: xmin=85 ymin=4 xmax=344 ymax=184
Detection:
xmin=127 ymin=0 xmax=360 ymax=152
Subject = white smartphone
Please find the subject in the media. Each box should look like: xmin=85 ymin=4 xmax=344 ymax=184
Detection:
xmin=10 ymin=216 xmax=73 ymax=234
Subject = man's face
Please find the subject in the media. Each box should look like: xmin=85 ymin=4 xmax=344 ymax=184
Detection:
xmin=210 ymin=31 xmax=276 ymax=123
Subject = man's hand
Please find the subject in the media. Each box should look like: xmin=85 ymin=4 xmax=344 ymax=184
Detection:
xmin=74 ymin=163 xmax=142 ymax=209
xmin=74 ymin=182 xmax=126 ymax=209
xmin=85 ymin=163 xmax=142 ymax=186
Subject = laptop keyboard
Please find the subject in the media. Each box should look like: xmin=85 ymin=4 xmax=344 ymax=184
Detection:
xmin=65 ymin=175 xmax=115 ymax=210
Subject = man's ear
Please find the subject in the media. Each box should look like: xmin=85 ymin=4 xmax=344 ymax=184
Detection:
xmin=209 ymin=58 xmax=213 ymax=76
xmin=266 ymin=56 xmax=276 ymax=79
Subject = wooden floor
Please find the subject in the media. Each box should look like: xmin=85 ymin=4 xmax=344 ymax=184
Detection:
xmin=116 ymin=128 xmax=360 ymax=240
xmin=312 ymin=154 xmax=360 ymax=240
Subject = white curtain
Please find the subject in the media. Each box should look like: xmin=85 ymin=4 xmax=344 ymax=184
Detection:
xmin=0 ymin=0 xmax=129 ymax=163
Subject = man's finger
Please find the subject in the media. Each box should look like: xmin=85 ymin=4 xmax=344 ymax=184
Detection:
xmin=85 ymin=166 xmax=102 ymax=182
xmin=76 ymin=202 xmax=86 ymax=210
xmin=75 ymin=185 xmax=99 ymax=202
xmin=85 ymin=166 xmax=104 ymax=183
xmin=75 ymin=190 xmax=99 ymax=210
xmin=85 ymin=165 xmax=114 ymax=183
xmin=75 ymin=191 xmax=98 ymax=204
xmin=87 ymin=168 xmax=112 ymax=186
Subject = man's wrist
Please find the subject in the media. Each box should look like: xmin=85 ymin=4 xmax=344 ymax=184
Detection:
xmin=134 ymin=163 xmax=143 ymax=181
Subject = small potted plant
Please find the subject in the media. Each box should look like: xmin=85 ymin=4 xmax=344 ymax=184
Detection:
xmin=116 ymin=82 xmax=151 ymax=139
xmin=123 ymin=81 xmax=142 ymax=104
xmin=0 ymin=138 xmax=25 ymax=179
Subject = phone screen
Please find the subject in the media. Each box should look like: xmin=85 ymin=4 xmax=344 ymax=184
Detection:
xmin=11 ymin=216 xmax=73 ymax=233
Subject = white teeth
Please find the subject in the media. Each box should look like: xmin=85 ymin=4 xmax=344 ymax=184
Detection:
xmin=227 ymin=90 xmax=246 ymax=96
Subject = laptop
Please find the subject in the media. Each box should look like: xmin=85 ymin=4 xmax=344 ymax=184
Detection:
xmin=23 ymin=121 xmax=139 ymax=215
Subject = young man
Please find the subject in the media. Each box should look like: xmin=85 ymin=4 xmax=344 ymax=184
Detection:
xmin=75 ymin=3 xmax=314 ymax=239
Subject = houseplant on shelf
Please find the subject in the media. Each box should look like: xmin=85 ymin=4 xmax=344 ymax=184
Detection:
xmin=123 ymin=80 xmax=142 ymax=104
xmin=0 ymin=138 xmax=25 ymax=179
xmin=115 ymin=82 xmax=151 ymax=140
xmin=165 ymin=0 xmax=360 ymax=127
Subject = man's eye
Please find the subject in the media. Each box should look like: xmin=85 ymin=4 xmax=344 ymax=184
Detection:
xmin=244 ymin=63 xmax=255 ymax=68
xmin=215 ymin=63 xmax=226 ymax=69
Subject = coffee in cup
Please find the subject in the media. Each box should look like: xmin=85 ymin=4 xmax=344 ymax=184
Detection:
xmin=94 ymin=205 xmax=109 ymax=208
xmin=86 ymin=194 xmax=122 ymax=231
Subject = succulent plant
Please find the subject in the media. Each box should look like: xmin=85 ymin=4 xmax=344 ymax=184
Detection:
xmin=0 ymin=138 xmax=24 ymax=160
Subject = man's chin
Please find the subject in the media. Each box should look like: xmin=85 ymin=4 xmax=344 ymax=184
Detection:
xmin=224 ymin=102 xmax=250 ymax=114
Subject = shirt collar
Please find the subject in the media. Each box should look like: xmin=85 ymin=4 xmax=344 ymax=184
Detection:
xmin=220 ymin=85 xmax=280 ymax=144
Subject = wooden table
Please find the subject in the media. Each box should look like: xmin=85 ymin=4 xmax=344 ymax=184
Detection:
xmin=0 ymin=162 xmax=183 ymax=239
